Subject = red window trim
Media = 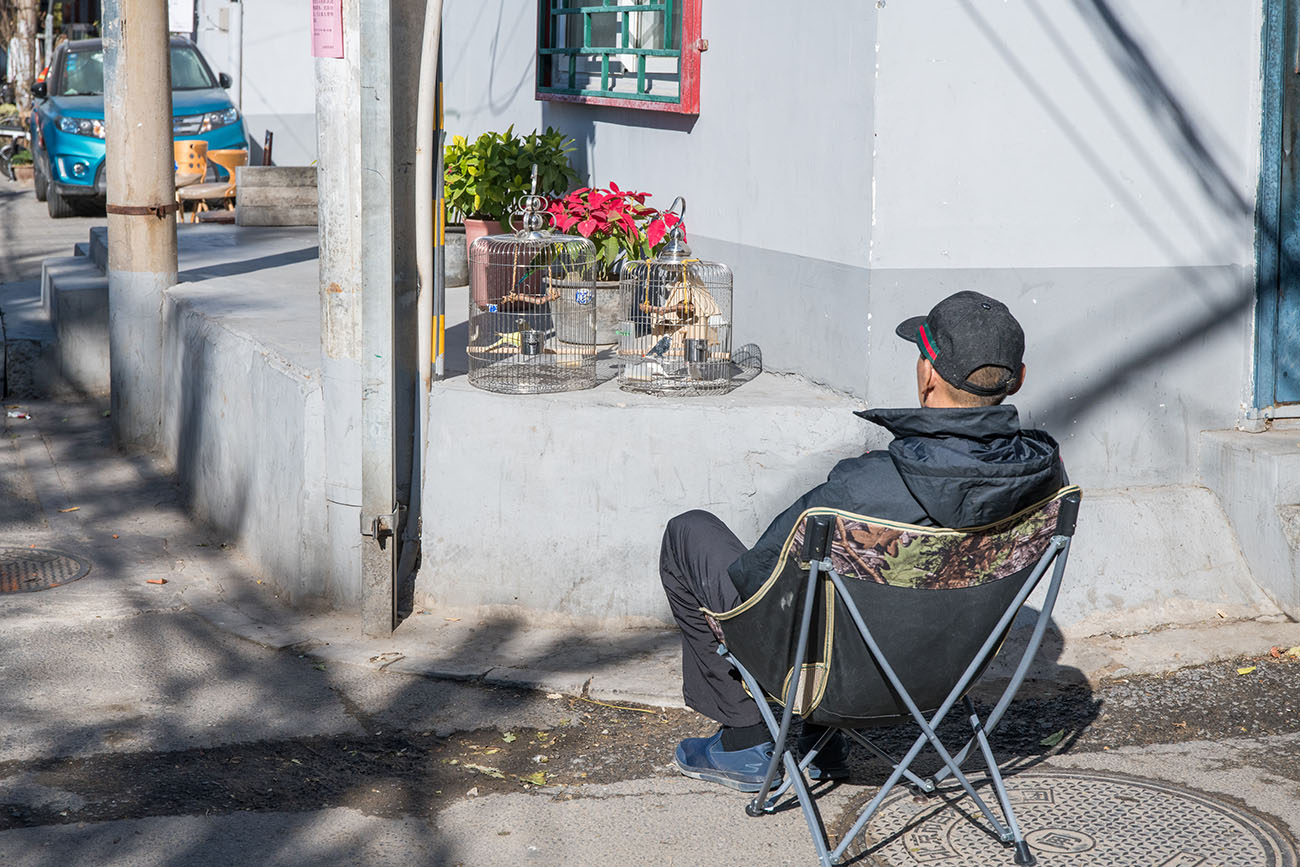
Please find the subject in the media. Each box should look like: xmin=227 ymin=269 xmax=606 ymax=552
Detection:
xmin=535 ymin=0 xmax=702 ymax=115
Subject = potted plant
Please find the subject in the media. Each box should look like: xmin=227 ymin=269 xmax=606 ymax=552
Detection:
xmin=8 ymin=148 xmax=33 ymax=184
xmin=444 ymin=125 xmax=579 ymax=271
xmin=545 ymin=183 xmax=681 ymax=344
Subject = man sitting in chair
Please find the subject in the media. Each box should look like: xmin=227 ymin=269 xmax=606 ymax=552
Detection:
xmin=660 ymin=290 xmax=1067 ymax=791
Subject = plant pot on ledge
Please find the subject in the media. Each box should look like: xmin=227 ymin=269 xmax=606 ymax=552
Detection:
xmin=444 ymin=224 xmax=469 ymax=286
xmin=552 ymin=279 xmax=621 ymax=345
xmin=10 ymin=164 xmax=33 ymax=185
xmin=543 ymin=184 xmax=684 ymax=346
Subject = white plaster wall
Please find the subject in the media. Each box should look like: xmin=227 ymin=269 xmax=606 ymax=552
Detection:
xmin=870 ymin=1 xmax=1262 ymax=271
xmin=195 ymin=0 xmax=318 ymax=166
xmin=442 ymin=0 xmax=875 ymax=269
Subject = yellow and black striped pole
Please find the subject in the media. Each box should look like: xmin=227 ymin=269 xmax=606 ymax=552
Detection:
xmin=433 ymin=40 xmax=446 ymax=380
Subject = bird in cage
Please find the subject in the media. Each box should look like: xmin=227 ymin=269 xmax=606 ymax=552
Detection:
xmin=479 ymin=318 xmax=532 ymax=354
xmin=636 ymin=266 xmax=724 ymax=358
xmin=644 ymin=335 xmax=673 ymax=358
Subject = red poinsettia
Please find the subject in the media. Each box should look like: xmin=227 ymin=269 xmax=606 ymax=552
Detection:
xmin=545 ymin=182 xmax=682 ymax=280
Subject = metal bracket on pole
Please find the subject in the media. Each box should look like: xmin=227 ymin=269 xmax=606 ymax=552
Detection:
xmin=361 ymin=504 xmax=405 ymax=548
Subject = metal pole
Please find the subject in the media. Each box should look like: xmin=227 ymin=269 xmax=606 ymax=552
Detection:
xmin=102 ymin=0 xmax=179 ymax=450
xmin=316 ymin=0 xmax=363 ymax=610
xmin=359 ymin=0 xmax=396 ymax=636
xmin=434 ymin=38 xmax=445 ymax=380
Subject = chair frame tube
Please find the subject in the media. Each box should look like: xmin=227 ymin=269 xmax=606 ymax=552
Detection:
xmin=723 ymin=532 xmax=1071 ymax=867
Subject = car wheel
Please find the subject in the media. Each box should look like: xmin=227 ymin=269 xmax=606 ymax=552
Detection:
xmin=47 ymin=184 xmax=76 ymax=219
xmin=33 ymin=159 xmax=48 ymax=202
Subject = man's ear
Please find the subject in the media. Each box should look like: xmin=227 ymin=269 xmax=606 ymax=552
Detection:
xmin=1007 ymin=363 xmax=1026 ymax=396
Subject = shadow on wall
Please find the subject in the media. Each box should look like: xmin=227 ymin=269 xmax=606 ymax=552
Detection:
xmin=540 ymin=101 xmax=697 ymax=188
xmin=958 ymin=0 xmax=1264 ymax=433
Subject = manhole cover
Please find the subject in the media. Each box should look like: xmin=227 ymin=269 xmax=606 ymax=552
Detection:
xmin=0 ymin=547 xmax=91 ymax=593
xmin=838 ymin=768 xmax=1297 ymax=866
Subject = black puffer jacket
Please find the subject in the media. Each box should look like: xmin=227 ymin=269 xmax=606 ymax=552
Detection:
xmin=726 ymin=405 xmax=1067 ymax=601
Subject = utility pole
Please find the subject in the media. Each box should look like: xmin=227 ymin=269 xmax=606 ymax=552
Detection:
xmin=14 ymin=0 xmax=37 ymax=112
xmin=102 ymin=0 xmax=179 ymax=450
xmin=359 ymin=0 xmax=397 ymax=636
xmin=315 ymin=0 xmax=364 ymax=609
xmin=43 ymin=0 xmax=53 ymax=72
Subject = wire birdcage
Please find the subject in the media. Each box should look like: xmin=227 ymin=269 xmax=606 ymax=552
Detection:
xmin=617 ymin=198 xmax=733 ymax=395
xmin=467 ymin=172 xmax=598 ymax=394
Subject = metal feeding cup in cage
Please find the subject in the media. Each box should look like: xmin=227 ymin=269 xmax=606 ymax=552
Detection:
xmin=467 ymin=167 xmax=598 ymax=394
xmin=617 ymin=198 xmax=734 ymax=395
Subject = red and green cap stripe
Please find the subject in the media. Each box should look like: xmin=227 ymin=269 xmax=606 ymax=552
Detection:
xmin=917 ymin=322 xmax=939 ymax=361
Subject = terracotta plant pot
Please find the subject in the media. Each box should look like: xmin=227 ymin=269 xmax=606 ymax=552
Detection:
xmin=465 ymin=217 xmax=506 ymax=304
xmin=11 ymin=164 xmax=33 ymax=185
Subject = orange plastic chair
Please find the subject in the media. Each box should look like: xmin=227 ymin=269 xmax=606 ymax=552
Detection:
xmin=178 ymin=148 xmax=249 ymax=222
xmin=173 ymin=140 xmax=209 ymax=220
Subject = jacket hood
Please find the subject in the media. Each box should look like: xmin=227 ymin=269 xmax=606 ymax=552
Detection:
xmin=854 ymin=405 xmax=1062 ymax=528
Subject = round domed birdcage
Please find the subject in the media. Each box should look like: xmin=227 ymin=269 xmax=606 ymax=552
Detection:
xmin=617 ymin=198 xmax=733 ymax=395
xmin=467 ymin=173 xmax=598 ymax=394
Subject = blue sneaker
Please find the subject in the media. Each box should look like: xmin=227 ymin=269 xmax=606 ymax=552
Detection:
xmin=799 ymin=729 xmax=850 ymax=781
xmin=674 ymin=729 xmax=778 ymax=792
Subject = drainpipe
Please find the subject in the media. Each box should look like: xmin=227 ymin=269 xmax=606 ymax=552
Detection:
xmin=102 ymin=0 xmax=178 ymax=450
xmin=406 ymin=0 xmax=443 ymax=586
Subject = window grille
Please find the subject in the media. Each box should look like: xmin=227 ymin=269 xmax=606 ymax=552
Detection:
xmin=536 ymin=0 xmax=702 ymax=114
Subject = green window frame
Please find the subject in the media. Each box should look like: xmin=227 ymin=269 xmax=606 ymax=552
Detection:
xmin=536 ymin=0 xmax=702 ymax=114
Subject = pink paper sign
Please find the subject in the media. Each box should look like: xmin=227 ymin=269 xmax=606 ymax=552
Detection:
xmin=312 ymin=0 xmax=344 ymax=59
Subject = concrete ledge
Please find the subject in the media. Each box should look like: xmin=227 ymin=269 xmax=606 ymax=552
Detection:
xmin=40 ymin=256 xmax=108 ymax=395
xmin=416 ymin=375 xmax=886 ymax=622
xmin=1045 ymin=484 xmax=1279 ymax=636
xmin=161 ymin=259 xmax=331 ymax=608
xmin=235 ymin=166 xmax=318 ymax=227
xmin=1201 ymin=429 xmax=1300 ymax=617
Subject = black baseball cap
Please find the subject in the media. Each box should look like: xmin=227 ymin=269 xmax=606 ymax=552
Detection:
xmin=895 ymin=291 xmax=1025 ymax=397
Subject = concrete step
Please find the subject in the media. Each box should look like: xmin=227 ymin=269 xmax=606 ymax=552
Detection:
xmin=1201 ymin=428 xmax=1300 ymax=618
xmin=40 ymin=254 xmax=109 ymax=395
xmin=88 ymin=225 xmax=108 ymax=274
xmin=0 ymin=278 xmax=54 ymax=344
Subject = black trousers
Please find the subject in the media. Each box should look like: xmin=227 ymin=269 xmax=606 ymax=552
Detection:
xmin=659 ymin=510 xmax=762 ymax=728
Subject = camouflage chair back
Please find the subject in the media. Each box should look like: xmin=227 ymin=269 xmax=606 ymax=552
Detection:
xmin=710 ymin=486 xmax=1081 ymax=867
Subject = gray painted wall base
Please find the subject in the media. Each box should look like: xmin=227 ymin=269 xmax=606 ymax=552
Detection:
xmin=1200 ymin=429 xmax=1300 ymax=618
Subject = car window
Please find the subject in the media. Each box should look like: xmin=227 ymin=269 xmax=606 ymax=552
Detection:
xmin=58 ymin=50 xmax=104 ymax=96
xmin=54 ymin=45 xmax=216 ymax=95
xmin=170 ymin=46 xmax=215 ymax=90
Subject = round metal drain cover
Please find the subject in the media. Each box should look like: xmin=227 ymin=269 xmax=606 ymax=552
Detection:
xmin=840 ymin=768 xmax=1297 ymax=866
xmin=0 ymin=547 xmax=91 ymax=593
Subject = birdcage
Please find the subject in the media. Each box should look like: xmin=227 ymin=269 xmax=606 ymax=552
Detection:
xmin=467 ymin=177 xmax=598 ymax=394
xmin=617 ymin=199 xmax=733 ymax=395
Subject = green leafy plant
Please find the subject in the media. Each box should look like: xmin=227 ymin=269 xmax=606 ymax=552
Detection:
xmin=545 ymin=183 xmax=682 ymax=281
xmin=444 ymin=126 xmax=578 ymax=223
xmin=9 ymin=149 xmax=32 ymax=166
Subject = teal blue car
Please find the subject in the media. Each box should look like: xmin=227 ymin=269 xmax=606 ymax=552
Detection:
xmin=30 ymin=36 xmax=248 ymax=218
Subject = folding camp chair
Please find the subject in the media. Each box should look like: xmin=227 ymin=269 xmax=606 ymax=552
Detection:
xmin=710 ymin=486 xmax=1081 ymax=866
